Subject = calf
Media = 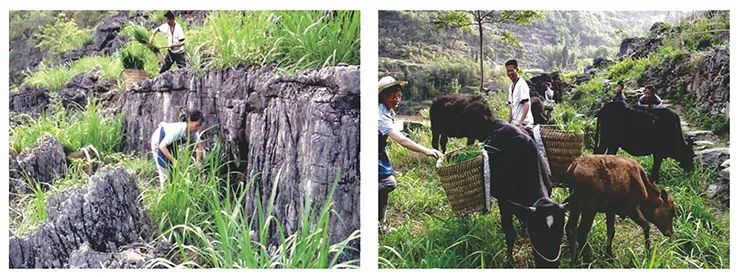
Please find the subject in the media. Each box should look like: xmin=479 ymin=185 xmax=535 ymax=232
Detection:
xmin=430 ymin=94 xmax=492 ymax=153
xmin=564 ymin=155 xmax=675 ymax=263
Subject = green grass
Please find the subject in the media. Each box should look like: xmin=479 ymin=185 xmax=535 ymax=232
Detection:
xmin=10 ymin=100 xmax=123 ymax=155
xmin=379 ymin=127 xmax=729 ymax=268
xmin=274 ymin=11 xmax=360 ymax=74
xmin=10 ymin=160 xmax=89 ymax=236
xmin=25 ymin=55 xmax=123 ymax=91
xmin=185 ymin=10 xmax=360 ymax=74
xmin=142 ymin=138 xmax=359 ymax=268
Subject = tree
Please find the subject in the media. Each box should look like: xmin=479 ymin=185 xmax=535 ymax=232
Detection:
xmin=434 ymin=10 xmax=542 ymax=92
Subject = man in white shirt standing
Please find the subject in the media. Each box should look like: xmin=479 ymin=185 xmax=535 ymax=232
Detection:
xmin=506 ymin=59 xmax=533 ymax=127
xmin=149 ymin=11 xmax=186 ymax=74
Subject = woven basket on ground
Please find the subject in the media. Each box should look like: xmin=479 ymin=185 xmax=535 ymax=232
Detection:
xmin=436 ymin=147 xmax=491 ymax=216
xmin=540 ymin=125 xmax=583 ymax=183
xmin=123 ymin=69 xmax=147 ymax=90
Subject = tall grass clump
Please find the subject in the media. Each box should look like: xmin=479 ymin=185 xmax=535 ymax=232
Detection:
xmin=274 ymin=11 xmax=360 ymax=74
xmin=143 ymin=138 xmax=359 ymax=268
xmin=25 ymin=55 xmax=122 ymax=91
xmin=186 ymin=11 xmax=282 ymax=70
xmin=10 ymin=100 xmax=123 ymax=155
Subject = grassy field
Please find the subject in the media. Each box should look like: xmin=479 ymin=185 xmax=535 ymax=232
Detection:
xmin=379 ymin=127 xmax=729 ymax=268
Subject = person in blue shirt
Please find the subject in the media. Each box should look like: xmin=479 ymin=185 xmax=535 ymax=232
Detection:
xmin=378 ymin=76 xmax=442 ymax=233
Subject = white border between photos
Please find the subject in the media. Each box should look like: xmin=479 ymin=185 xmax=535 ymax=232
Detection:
xmin=0 ymin=0 xmax=738 ymax=277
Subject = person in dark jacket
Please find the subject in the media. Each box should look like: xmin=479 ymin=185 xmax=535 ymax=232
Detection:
xmin=611 ymin=80 xmax=626 ymax=102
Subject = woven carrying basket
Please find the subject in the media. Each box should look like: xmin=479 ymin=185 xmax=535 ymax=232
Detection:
xmin=436 ymin=148 xmax=491 ymax=216
xmin=540 ymin=125 xmax=583 ymax=183
xmin=123 ymin=69 xmax=147 ymax=90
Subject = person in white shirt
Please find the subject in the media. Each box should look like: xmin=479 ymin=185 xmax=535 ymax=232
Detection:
xmin=378 ymin=76 xmax=442 ymax=233
xmin=150 ymin=110 xmax=205 ymax=187
xmin=149 ymin=11 xmax=187 ymax=74
xmin=505 ymin=59 xmax=533 ymax=127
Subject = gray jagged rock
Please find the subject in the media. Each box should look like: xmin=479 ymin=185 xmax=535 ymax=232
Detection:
xmin=695 ymin=147 xmax=730 ymax=170
xmin=15 ymin=136 xmax=67 ymax=190
xmin=68 ymin=239 xmax=174 ymax=269
xmin=121 ymin=65 xmax=360 ymax=259
xmin=9 ymin=167 xmax=152 ymax=268
xmin=62 ymin=12 xmax=130 ymax=63
xmin=9 ymin=153 xmax=27 ymax=201
xmin=60 ymin=69 xmax=115 ymax=111
xmin=618 ymin=37 xmax=663 ymax=59
xmin=10 ymin=85 xmax=50 ymax=119
xmin=706 ymin=167 xmax=730 ymax=208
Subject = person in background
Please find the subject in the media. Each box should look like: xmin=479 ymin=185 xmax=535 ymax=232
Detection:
xmin=378 ymin=76 xmax=443 ymax=233
xmin=638 ymin=85 xmax=663 ymax=108
xmin=505 ymin=59 xmax=533 ymax=128
xmin=149 ymin=11 xmax=187 ymax=74
xmin=612 ymin=80 xmax=626 ymax=102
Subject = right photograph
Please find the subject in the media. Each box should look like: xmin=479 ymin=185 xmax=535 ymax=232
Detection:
xmin=378 ymin=10 xmax=729 ymax=268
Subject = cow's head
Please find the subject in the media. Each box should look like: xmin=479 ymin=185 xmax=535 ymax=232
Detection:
xmin=510 ymin=199 xmax=568 ymax=268
xmin=678 ymin=135 xmax=695 ymax=173
xmin=648 ymin=189 xmax=675 ymax=237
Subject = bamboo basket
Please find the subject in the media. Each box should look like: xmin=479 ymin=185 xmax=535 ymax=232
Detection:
xmin=540 ymin=125 xmax=583 ymax=183
xmin=436 ymin=147 xmax=491 ymax=216
xmin=123 ymin=69 xmax=147 ymax=90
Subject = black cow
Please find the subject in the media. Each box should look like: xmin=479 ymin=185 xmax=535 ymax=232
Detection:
xmin=430 ymin=94 xmax=492 ymax=153
xmin=594 ymin=101 xmax=694 ymax=182
xmin=477 ymin=119 xmax=569 ymax=268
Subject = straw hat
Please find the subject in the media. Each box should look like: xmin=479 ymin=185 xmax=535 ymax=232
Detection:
xmin=378 ymin=76 xmax=407 ymax=94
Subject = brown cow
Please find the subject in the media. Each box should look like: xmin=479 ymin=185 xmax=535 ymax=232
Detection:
xmin=564 ymin=155 xmax=675 ymax=263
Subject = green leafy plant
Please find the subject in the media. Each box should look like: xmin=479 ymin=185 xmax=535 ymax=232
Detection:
xmin=36 ymin=12 xmax=92 ymax=63
xmin=120 ymin=44 xmax=146 ymax=70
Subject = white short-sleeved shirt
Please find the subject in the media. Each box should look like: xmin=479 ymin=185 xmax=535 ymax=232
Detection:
xmin=155 ymin=23 xmax=186 ymax=53
xmin=508 ymin=78 xmax=533 ymax=126
xmin=150 ymin=122 xmax=200 ymax=148
xmin=378 ymin=103 xmax=396 ymax=135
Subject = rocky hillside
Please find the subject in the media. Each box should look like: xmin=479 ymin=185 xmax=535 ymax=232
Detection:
xmin=9 ymin=11 xmax=360 ymax=268
xmin=379 ymin=11 xmax=679 ymax=106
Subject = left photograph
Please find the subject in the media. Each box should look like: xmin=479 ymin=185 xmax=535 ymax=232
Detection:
xmin=8 ymin=10 xmax=360 ymax=268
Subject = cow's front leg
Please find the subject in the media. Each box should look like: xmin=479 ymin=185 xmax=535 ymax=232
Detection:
xmin=651 ymin=156 xmax=664 ymax=183
xmin=630 ymin=207 xmax=652 ymax=253
xmin=499 ymin=202 xmax=516 ymax=266
xmin=440 ymin=135 xmax=449 ymax=154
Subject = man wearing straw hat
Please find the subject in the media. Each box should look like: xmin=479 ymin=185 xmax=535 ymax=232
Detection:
xmin=378 ymin=76 xmax=443 ymax=233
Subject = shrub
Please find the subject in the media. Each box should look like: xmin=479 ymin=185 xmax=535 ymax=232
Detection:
xmin=36 ymin=12 xmax=92 ymax=63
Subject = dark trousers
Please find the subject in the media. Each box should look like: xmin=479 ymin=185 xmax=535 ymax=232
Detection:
xmin=160 ymin=50 xmax=187 ymax=73
xmin=378 ymin=175 xmax=397 ymax=226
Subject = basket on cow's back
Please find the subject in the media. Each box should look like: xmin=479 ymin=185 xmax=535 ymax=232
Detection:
xmin=435 ymin=144 xmax=491 ymax=216
xmin=540 ymin=125 xmax=583 ymax=183
xmin=123 ymin=69 xmax=147 ymax=90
